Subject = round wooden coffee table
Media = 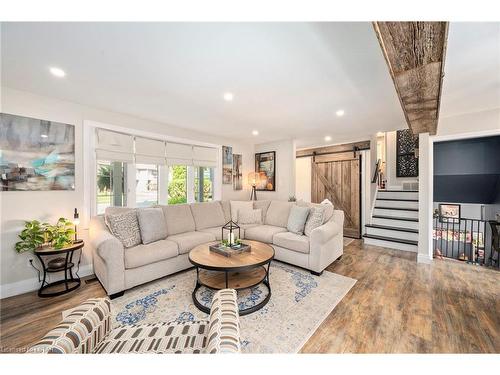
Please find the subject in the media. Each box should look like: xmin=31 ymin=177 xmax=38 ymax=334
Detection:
xmin=189 ymin=240 xmax=274 ymax=316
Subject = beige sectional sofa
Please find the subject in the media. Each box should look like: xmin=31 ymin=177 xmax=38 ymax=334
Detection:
xmin=89 ymin=200 xmax=344 ymax=298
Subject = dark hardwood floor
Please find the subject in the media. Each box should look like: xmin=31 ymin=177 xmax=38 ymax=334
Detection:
xmin=1 ymin=240 xmax=499 ymax=353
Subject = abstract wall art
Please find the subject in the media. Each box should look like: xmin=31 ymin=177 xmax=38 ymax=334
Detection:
xmin=232 ymin=153 xmax=242 ymax=190
xmin=0 ymin=113 xmax=75 ymax=191
xmin=255 ymin=151 xmax=275 ymax=191
xmin=222 ymin=145 xmax=233 ymax=184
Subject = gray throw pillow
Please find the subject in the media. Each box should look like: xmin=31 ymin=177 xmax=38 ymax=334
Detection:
xmin=287 ymin=205 xmax=310 ymax=235
xmin=304 ymin=205 xmax=326 ymax=237
xmin=106 ymin=210 xmax=142 ymax=248
xmin=137 ymin=207 xmax=168 ymax=244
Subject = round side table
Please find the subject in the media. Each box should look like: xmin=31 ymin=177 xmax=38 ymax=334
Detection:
xmin=189 ymin=240 xmax=274 ymax=316
xmin=34 ymin=241 xmax=84 ymax=298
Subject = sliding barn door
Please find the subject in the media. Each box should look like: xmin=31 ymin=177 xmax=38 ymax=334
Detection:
xmin=311 ymin=152 xmax=361 ymax=238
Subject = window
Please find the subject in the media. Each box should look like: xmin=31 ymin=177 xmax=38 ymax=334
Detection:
xmin=96 ymin=161 xmax=127 ymax=214
xmin=194 ymin=166 xmax=214 ymax=202
xmin=167 ymin=165 xmax=187 ymax=204
xmin=135 ymin=164 xmax=158 ymax=207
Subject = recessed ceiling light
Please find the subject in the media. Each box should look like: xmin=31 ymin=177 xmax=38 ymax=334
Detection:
xmin=336 ymin=109 xmax=345 ymax=117
xmin=40 ymin=134 xmax=48 ymax=138
xmin=49 ymin=67 xmax=66 ymax=78
xmin=252 ymin=130 xmax=259 ymax=136
xmin=223 ymin=92 xmax=234 ymax=102
xmin=324 ymin=136 xmax=332 ymax=142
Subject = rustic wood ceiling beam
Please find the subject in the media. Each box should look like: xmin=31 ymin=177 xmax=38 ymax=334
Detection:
xmin=373 ymin=22 xmax=449 ymax=135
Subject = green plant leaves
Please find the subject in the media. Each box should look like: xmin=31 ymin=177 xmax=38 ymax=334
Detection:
xmin=15 ymin=218 xmax=75 ymax=253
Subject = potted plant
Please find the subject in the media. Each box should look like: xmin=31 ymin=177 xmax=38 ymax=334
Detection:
xmin=15 ymin=218 xmax=75 ymax=253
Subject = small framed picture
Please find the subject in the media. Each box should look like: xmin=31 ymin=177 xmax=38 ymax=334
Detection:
xmin=439 ymin=203 xmax=461 ymax=223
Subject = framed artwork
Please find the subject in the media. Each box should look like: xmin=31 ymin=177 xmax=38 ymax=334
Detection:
xmin=0 ymin=113 xmax=75 ymax=191
xmin=255 ymin=151 xmax=275 ymax=191
xmin=222 ymin=145 xmax=233 ymax=184
xmin=396 ymin=129 xmax=419 ymax=177
xmin=232 ymin=154 xmax=242 ymax=190
xmin=439 ymin=203 xmax=461 ymax=223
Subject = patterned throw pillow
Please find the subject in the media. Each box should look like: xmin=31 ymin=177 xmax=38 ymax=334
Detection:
xmin=106 ymin=210 xmax=142 ymax=248
xmin=238 ymin=208 xmax=262 ymax=225
xmin=304 ymin=205 xmax=326 ymax=237
xmin=287 ymin=205 xmax=310 ymax=235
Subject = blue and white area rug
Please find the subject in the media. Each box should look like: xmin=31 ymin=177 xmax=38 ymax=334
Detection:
xmin=110 ymin=262 xmax=356 ymax=353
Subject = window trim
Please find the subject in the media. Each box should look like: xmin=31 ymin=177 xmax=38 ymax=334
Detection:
xmin=84 ymin=120 xmax=222 ymax=222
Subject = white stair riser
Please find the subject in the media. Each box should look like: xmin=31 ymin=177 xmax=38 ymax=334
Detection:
xmin=375 ymin=200 xmax=418 ymax=209
xmin=373 ymin=208 xmax=418 ymax=219
xmin=365 ymin=227 xmax=419 ymax=241
xmin=364 ymin=237 xmax=417 ymax=252
xmin=377 ymin=191 xmax=418 ymax=200
xmin=371 ymin=217 xmax=419 ymax=230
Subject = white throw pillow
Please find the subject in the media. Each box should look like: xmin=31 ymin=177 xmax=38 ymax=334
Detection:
xmin=230 ymin=201 xmax=253 ymax=222
xmin=287 ymin=205 xmax=310 ymax=235
xmin=238 ymin=208 xmax=263 ymax=225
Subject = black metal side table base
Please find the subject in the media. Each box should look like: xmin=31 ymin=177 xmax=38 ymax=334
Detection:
xmin=38 ymin=278 xmax=81 ymax=298
xmin=34 ymin=241 xmax=84 ymax=298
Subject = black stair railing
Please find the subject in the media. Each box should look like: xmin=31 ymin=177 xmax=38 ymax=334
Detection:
xmin=433 ymin=216 xmax=499 ymax=268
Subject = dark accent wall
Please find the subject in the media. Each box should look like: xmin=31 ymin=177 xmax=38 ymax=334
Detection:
xmin=434 ymin=136 xmax=500 ymax=204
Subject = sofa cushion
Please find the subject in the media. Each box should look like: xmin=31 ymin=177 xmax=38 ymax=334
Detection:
xmin=94 ymin=321 xmax=208 ymax=354
xmin=137 ymin=207 xmax=168 ymax=244
xmin=190 ymin=201 xmax=226 ymax=230
xmin=238 ymin=208 xmax=262 ymax=225
xmin=167 ymin=231 xmax=215 ymax=254
xmin=297 ymin=200 xmax=334 ymax=224
xmin=160 ymin=204 xmax=196 ymax=235
xmin=220 ymin=200 xmax=232 ymax=222
xmin=230 ymin=201 xmax=253 ymax=222
xmin=287 ymin=205 xmax=310 ymax=235
xmin=106 ymin=210 xmax=142 ymax=248
xmin=273 ymin=232 xmax=310 ymax=254
xmin=265 ymin=201 xmax=293 ymax=228
xmin=253 ymin=200 xmax=271 ymax=223
xmin=125 ymin=239 xmax=179 ymax=269
xmin=244 ymin=225 xmax=287 ymax=243
xmin=198 ymin=226 xmax=224 ymax=240
xmin=304 ymin=205 xmax=326 ymax=237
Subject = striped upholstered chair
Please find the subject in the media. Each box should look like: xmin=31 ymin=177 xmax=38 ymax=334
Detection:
xmin=28 ymin=289 xmax=240 ymax=354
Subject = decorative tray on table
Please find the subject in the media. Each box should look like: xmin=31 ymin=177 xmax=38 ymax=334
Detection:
xmin=209 ymin=242 xmax=252 ymax=257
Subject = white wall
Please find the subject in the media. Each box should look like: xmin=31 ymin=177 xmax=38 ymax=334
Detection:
xmin=437 ymin=108 xmax=500 ymax=137
xmin=0 ymin=87 xmax=253 ymax=298
xmin=254 ymin=139 xmax=296 ymax=201
xmin=385 ymin=130 xmax=418 ymax=189
xmin=295 ymin=156 xmax=311 ymax=202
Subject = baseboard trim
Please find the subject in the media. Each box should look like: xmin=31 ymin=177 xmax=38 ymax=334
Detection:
xmin=417 ymin=254 xmax=433 ymax=264
xmin=0 ymin=264 xmax=94 ymax=299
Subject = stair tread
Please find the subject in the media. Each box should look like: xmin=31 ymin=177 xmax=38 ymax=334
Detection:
xmin=365 ymin=224 xmax=418 ymax=233
xmin=363 ymin=234 xmax=418 ymax=245
xmin=374 ymin=206 xmax=419 ymax=212
xmin=376 ymin=198 xmax=419 ymax=202
xmin=378 ymin=190 xmax=418 ymax=193
xmin=373 ymin=215 xmax=419 ymax=222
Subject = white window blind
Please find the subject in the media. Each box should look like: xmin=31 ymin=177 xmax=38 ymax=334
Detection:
xmin=193 ymin=146 xmax=218 ymax=167
xmin=166 ymin=142 xmax=193 ymax=166
xmin=95 ymin=129 xmax=134 ymax=162
xmin=135 ymin=137 xmax=166 ymax=165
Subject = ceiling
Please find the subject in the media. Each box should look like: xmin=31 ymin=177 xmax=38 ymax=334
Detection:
xmin=1 ymin=22 xmax=499 ymax=148
xmin=440 ymin=22 xmax=500 ymax=118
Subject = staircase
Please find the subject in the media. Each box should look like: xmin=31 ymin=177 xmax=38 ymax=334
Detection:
xmin=363 ymin=189 xmax=419 ymax=252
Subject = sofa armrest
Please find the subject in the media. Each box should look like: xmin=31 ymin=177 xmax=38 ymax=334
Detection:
xmin=308 ymin=210 xmax=344 ymax=273
xmin=28 ymin=298 xmax=111 ymax=353
xmin=89 ymin=216 xmax=125 ymax=295
xmin=205 ymin=289 xmax=241 ymax=353
xmin=310 ymin=219 xmax=342 ymax=245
